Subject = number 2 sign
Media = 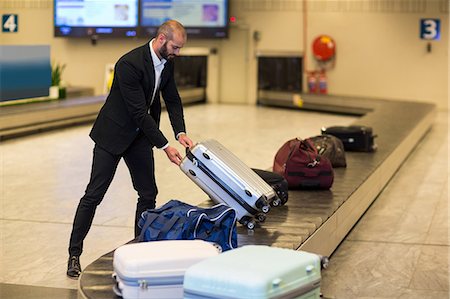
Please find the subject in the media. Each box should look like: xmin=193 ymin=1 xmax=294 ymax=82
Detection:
xmin=420 ymin=18 xmax=440 ymax=40
xmin=2 ymin=14 xmax=18 ymax=33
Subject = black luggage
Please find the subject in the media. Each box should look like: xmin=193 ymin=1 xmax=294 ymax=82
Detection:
xmin=321 ymin=125 xmax=377 ymax=152
xmin=307 ymin=134 xmax=347 ymax=167
xmin=252 ymin=168 xmax=289 ymax=205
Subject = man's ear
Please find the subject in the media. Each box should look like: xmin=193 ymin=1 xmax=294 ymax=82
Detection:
xmin=157 ymin=33 xmax=166 ymax=44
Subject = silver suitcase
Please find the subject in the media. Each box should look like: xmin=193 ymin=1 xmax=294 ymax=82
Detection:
xmin=180 ymin=139 xmax=280 ymax=229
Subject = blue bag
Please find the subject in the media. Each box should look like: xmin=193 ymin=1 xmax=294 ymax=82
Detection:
xmin=137 ymin=199 xmax=238 ymax=251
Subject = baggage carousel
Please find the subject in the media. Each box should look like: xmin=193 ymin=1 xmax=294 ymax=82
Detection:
xmin=0 ymin=87 xmax=205 ymax=140
xmin=72 ymin=93 xmax=435 ymax=299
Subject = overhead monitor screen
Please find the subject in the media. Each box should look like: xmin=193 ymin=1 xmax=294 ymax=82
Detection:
xmin=140 ymin=0 xmax=228 ymax=39
xmin=54 ymin=0 xmax=139 ymax=37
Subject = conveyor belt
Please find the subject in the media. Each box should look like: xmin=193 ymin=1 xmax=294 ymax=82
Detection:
xmin=0 ymin=87 xmax=206 ymax=140
xmin=78 ymin=94 xmax=435 ymax=299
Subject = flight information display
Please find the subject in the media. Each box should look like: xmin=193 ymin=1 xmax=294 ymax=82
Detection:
xmin=54 ymin=0 xmax=138 ymax=37
xmin=54 ymin=0 xmax=228 ymax=39
xmin=140 ymin=0 xmax=228 ymax=38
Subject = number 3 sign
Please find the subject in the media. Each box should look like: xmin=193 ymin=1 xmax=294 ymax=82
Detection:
xmin=420 ymin=18 xmax=440 ymax=40
xmin=3 ymin=14 xmax=18 ymax=33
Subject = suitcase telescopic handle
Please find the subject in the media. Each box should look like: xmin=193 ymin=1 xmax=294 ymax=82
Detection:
xmin=184 ymin=147 xmax=192 ymax=163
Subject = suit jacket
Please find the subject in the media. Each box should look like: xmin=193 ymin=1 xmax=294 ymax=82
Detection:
xmin=90 ymin=43 xmax=186 ymax=155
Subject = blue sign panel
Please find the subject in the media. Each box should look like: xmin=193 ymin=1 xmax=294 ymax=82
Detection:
xmin=0 ymin=46 xmax=52 ymax=102
xmin=2 ymin=14 xmax=18 ymax=33
xmin=420 ymin=18 xmax=440 ymax=40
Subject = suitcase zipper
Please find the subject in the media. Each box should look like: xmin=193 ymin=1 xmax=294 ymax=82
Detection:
xmin=117 ymin=275 xmax=184 ymax=288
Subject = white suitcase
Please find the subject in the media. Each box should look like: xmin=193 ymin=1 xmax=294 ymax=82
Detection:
xmin=183 ymin=245 xmax=323 ymax=299
xmin=113 ymin=240 xmax=220 ymax=299
xmin=180 ymin=139 xmax=281 ymax=230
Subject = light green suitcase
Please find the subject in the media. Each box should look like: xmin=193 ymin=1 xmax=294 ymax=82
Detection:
xmin=183 ymin=245 xmax=323 ymax=299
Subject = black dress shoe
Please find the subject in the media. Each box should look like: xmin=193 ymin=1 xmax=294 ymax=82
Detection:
xmin=67 ymin=255 xmax=81 ymax=279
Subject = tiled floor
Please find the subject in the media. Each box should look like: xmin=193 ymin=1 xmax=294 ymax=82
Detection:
xmin=321 ymin=111 xmax=449 ymax=299
xmin=0 ymin=103 xmax=448 ymax=298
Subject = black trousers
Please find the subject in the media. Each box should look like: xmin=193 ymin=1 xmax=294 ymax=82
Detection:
xmin=68 ymin=134 xmax=157 ymax=256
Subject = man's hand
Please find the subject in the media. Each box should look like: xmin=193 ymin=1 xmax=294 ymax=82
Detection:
xmin=164 ymin=146 xmax=183 ymax=166
xmin=177 ymin=133 xmax=194 ymax=149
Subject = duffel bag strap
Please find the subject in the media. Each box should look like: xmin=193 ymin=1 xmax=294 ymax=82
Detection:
xmin=137 ymin=213 xmax=159 ymax=242
xmin=157 ymin=215 xmax=181 ymax=239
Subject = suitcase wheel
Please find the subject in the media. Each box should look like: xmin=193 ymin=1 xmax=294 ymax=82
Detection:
xmin=202 ymin=153 xmax=211 ymax=159
xmin=256 ymin=213 xmax=266 ymax=223
xmin=261 ymin=205 xmax=270 ymax=213
xmin=188 ymin=169 xmax=196 ymax=176
xmin=255 ymin=197 xmax=270 ymax=213
xmin=246 ymin=220 xmax=255 ymax=230
xmin=271 ymin=198 xmax=282 ymax=207
xmin=278 ymin=191 xmax=289 ymax=205
xmin=240 ymin=217 xmax=256 ymax=230
xmin=320 ymin=256 xmax=330 ymax=269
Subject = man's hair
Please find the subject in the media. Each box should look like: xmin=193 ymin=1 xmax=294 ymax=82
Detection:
xmin=156 ymin=20 xmax=186 ymax=40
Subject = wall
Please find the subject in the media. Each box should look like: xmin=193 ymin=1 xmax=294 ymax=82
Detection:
xmin=305 ymin=1 xmax=449 ymax=108
xmin=228 ymin=0 xmax=448 ymax=109
xmin=1 ymin=0 xmax=448 ymax=109
xmin=0 ymin=0 xmax=223 ymax=102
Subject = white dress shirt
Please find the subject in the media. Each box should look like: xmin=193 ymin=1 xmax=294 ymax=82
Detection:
xmin=148 ymin=40 xmax=185 ymax=150
xmin=149 ymin=39 xmax=166 ymax=106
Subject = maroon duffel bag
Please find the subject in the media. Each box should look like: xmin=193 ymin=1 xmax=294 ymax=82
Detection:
xmin=273 ymin=138 xmax=334 ymax=189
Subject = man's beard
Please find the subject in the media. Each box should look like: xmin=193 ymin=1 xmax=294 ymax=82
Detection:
xmin=159 ymin=42 xmax=175 ymax=60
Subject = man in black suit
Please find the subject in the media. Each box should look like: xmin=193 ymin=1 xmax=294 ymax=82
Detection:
xmin=67 ymin=20 xmax=193 ymax=278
